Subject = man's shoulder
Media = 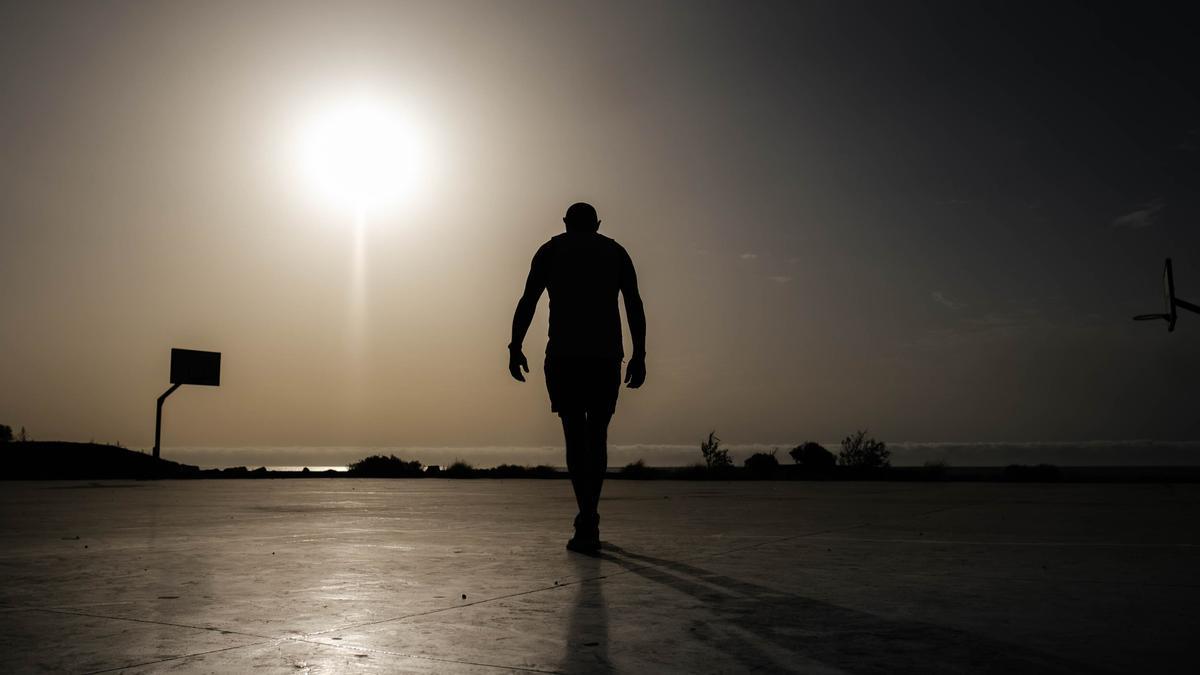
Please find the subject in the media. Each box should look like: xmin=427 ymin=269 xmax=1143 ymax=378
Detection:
xmin=584 ymin=232 xmax=626 ymax=252
xmin=601 ymin=235 xmax=630 ymax=260
xmin=543 ymin=232 xmax=623 ymax=247
xmin=598 ymin=233 xmax=623 ymax=249
xmin=540 ymin=233 xmax=628 ymax=261
xmin=534 ymin=237 xmax=560 ymax=258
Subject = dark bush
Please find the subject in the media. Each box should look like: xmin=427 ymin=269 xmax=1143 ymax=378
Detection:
xmin=444 ymin=460 xmax=475 ymax=478
xmin=921 ymin=459 xmax=948 ymax=479
xmin=347 ymin=454 xmax=424 ymax=477
xmin=789 ymin=442 xmax=835 ymax=469
xmin=838 ymin=430 xmax=890 ymax=469
xmin=1003 ymin=464 xmax=1062 ymax=482
xmin=674 ymin=464 xmax=711 ymax=480
xmin=700 ymin=431 xmax=732 ymax=471
xmin=489 ymin=463 xmax=520 ymax=477
xmin=528 ymin=464 xmax=558 ymax=478
xmin=621 ymin=459 xmax=651 ymax=478
xmin=490 ymin=464 xmax=558 ymax=478
xmin=744 ymin=451 xmax=780 ymax=477
xmin=0 ymin=424 xmax=12 ymax=443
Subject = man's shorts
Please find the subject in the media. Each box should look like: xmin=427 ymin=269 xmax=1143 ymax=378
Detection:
xmin=544 ymin=355 xmax=622 ymax=417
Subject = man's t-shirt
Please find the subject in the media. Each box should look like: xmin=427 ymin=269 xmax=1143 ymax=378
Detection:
xmin=528 ymin=231 xmax=637 ymax=359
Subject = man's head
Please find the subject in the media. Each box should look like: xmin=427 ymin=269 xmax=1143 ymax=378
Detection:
xmin=563 ymin=202 xmax=600 ymax=233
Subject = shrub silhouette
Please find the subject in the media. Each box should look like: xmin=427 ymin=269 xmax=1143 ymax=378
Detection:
xmin=0 ymin=424 xmax=11 ymax=443
xmin=922 ymin=458 xmax=949 ymax=479
xmin=621 ymin=459 xmax=651 ymax=478
xmin=838 ymin=430 xmax=890 ymax=469
xmin=1003 ymin=464 xmax=1062 ymax=482
xmin=744 ymin=450 xmax=780 ymax=477
xmin=700 ymin=431 xmax=732 ymax=471
xmin=445 ymin=460 xmax=475 ymax=478
xmin=789 ymin=441 xmax=835 ymax=469
xmin=490 ymin=463 xmax=557 ymax=478
xmin=347 ymin=454 xmax=423 ymax=477
xmin=676 ymin=464 xmax=710 ymax=480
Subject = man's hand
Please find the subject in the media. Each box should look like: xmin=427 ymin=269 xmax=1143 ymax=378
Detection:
xmin=624 ymin=354 xmax=646 ymax=388
xmin=508 ymin=346 xmax=529 ymax=382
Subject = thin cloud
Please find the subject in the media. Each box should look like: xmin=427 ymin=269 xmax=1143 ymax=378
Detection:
xmin=739 ymin=252 xmax=758 ymax=260
xmin=1112 ymin=199 xmax=1164 ymax=229
xmin=964 ymin=312 xmax=1029 ymax=329
xmin=931 ymin=291 xmax=965 ymax=310
xmin=768 ymin=275 xmax=792 ymax=284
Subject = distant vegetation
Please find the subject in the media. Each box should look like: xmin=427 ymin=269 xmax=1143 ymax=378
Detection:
xmin=3 ymin=436 xmax=1126 ymax=484
xmin=789 ymin=442 xmax=835 ymax=470
xmin=921 ymin=458 xmax=949 ymax=480
xmin=444 ymin=460 xmax=475 ymax=478
xmin=346 ymin=454 xmax=556 ymax=479
xmin=348 ymin=454 xmax=423 ymax=477
xmin=700 ymin=431 xmax=732 ymax=471
xmin=1003 ymin=464 xmax=1063 ymax=482
xmin=0 ymin=424 xmax=29 ymax=443
xmin=487 ymin=464 xmax=559 ymax=478
xmin=621 ymin=459 xmax=652 ymax=479
xmin=690 ymin=430 xmax=891 ymax=478
xmin=743 ymin=450 xmax=780 ymax=477
xmin=838 ymin=430 xmax=890 ymax=469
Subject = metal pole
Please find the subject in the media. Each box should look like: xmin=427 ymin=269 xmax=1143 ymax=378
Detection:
xmin=1175 ymin=297 xmax=1200 ymax=315
xmin=153 ymin=383 xmax=182 ymax=459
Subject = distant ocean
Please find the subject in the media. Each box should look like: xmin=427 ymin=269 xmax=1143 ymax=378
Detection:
xmin=163 ymin=441 xmax=1200 ymax=471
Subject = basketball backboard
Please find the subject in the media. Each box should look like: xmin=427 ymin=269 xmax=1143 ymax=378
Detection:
xmin=169 ymin=348 xmax=221 ymax=386
xmin=1133 ymin=258 xmax=1200 ymax=332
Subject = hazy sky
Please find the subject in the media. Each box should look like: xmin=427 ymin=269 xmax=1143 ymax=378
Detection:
xmin=2 ymin=1 xmax=1199 ymax=455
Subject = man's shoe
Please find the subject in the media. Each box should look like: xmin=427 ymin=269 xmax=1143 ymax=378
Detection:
xmin=566 ymin=533 xmax=601 ymax=553
xmin=567 ymin=512 xmax=601 ymax=553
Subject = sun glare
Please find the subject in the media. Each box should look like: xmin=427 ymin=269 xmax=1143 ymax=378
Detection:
xmin=297 ymin=95 xmax=420 ymax=214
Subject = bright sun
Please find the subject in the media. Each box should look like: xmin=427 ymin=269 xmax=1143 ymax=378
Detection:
xmin=298 ymin=95 xmax=419 ymax=215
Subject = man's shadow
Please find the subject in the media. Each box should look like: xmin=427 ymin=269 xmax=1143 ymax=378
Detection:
xmin=562 ymin=553 xmax=612 ymax=673
xmin=573 ymin=543 xmax=1103 ymax=674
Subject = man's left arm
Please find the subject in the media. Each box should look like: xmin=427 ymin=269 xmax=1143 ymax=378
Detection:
xmin=620 ymin=249 xmax=646 ymax=388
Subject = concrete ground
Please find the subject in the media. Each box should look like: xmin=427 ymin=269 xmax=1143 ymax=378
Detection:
xmin=0 ymin=480 xmax=1197 ymax=674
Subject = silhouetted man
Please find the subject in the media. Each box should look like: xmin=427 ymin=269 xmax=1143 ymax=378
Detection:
xmin=509 ymin=202 xmax=646 ymax=552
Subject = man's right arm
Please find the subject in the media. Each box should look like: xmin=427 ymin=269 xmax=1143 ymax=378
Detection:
xmin=508 ymin=246 xmax=548 ymax=382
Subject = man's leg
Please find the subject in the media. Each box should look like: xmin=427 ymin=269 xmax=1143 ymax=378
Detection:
xmin=561 ymin=413 xmax=590 ymax=518
xmin=583 ymin=411 xmax=612 ymax=519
